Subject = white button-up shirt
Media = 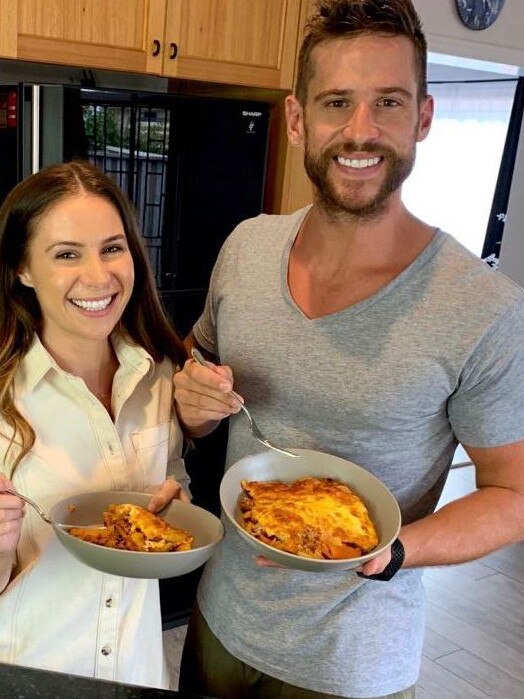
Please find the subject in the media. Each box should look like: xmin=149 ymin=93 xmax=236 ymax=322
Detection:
xmin=0 ymin=334 xmax=187 ymax=689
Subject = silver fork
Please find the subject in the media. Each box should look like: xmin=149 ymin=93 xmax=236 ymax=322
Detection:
xmin=3 ymin=489 xmax=104 ymax=530
xmin=191 ymin=348 xmax=299 ymax=459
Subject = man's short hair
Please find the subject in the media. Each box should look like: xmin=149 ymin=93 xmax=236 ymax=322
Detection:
xmin=295 ymin=0 xmax=428 ymax=105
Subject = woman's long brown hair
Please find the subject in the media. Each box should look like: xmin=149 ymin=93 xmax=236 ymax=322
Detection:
xmin=0 ymin=160 xmax=188 ymax=475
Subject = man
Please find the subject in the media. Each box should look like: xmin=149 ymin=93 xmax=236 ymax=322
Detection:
xmin=173 ymin=1 xmax=524 ymax=697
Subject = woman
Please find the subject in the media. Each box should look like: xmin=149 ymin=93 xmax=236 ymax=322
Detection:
xmin=0 ymin=161 xmax=188 ymax=688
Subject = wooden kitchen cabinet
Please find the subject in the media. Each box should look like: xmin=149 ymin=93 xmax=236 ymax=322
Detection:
xmin=272 ymin=0 xmax=314 ymax=213
xmin=3 ymin=0 xmax=303 ymax=90
xmin=161 ymin=0 xmax=302 ymax=89
xmin=8 ymin=0 xmax=166 ymax=73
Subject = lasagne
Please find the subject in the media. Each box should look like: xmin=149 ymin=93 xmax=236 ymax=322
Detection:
xmin=70 ymin=503 xmax=194 ymax=552
xmin=239 ymin=477 xmax=378 ymax=560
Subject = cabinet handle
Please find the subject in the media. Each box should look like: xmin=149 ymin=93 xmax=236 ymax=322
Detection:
xmin=152 ymin=39 xmax=161 ymax=57
xmin=169 ymin=42 xmax=178 ymax=60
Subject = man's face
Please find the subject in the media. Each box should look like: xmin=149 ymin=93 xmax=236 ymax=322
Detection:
xmin=287 ymin=35 xmax=433 ymax=219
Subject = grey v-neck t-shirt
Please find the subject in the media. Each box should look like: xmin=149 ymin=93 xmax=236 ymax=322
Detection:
xmin=193 ymin=207 xmax=524 ymax=697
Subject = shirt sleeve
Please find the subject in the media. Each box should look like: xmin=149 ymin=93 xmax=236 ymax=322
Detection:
xmin=448 ymin=296 xmax=524 ymax=447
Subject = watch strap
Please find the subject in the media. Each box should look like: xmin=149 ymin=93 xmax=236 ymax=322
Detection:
xmin=357 ymin=538 xmax=405 ymax=581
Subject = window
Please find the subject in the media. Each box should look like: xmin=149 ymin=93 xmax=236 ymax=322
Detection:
xmin=404 ymin=80 xmax=518 ymax=256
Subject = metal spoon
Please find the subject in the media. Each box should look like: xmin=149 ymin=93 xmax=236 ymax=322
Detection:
xmin=191 ymin=347 xmax=299 ymax=459
xmin=3 ymin=489 xmax=103 ymax=530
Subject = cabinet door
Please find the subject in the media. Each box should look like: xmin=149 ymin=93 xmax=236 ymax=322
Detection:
xmin=14 ymin=0 xmax=167 ymax=74
xmin=274 ymin=0 xmax=314 ymax=214
xmin=0 ymin=0 xmax=18 ymax=58
xmin=162 ymin=0 xmax=302 ymax=89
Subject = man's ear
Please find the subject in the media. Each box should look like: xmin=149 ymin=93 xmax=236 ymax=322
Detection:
xmin=285 ymin=94 xmax=305 ymax=149
xmin=417 ymin=94 xmax=434 ymax=143
xmin=18 ymin=269 xmax=34 ymax=288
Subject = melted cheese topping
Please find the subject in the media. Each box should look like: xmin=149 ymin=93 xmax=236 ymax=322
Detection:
xmin=70 ymin=503 xmax=193 ymax=552
xmin=239 ymin=477 xmax=378 ymax=560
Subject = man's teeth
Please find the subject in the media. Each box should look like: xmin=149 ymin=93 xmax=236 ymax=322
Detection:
xmin=337 ymin=156 xmax=381 ymax=169
xmin=70 ymin=296 xmax=112 ymax=311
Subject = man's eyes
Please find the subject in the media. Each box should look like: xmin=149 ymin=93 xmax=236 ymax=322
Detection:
xmin=322 ymin=97 xmax=402 ymax=111
xmin=378 ymin=97 xmax=401 ymax=108
xmin=324 ymin=99 xmax=349 ymax=110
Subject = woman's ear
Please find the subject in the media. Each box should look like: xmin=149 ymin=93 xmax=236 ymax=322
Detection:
xmin=18 ymin=268 xmax=34 ymax=288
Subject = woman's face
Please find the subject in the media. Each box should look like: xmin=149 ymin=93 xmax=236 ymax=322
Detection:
xmin=18 ymin=193 xmax=135 ymax=350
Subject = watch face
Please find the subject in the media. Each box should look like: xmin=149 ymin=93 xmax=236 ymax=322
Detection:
xmin=455 ymin=0 xmax=506 ymax=30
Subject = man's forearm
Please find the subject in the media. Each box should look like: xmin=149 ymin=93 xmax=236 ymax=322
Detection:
xmin=400 ymin=487 xmax=524 ymax=568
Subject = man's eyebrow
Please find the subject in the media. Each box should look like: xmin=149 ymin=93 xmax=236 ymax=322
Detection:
xmin=312 ymin=86 xmax=414 ymax=103
xmin=44 ymin=234 xmax=126 ymax=253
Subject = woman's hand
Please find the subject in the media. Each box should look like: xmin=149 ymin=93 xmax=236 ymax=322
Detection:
xmin=146 ymin=478 xmax=190 ymax=513
xmin=0 ymin=476 xmax=24 ymax=556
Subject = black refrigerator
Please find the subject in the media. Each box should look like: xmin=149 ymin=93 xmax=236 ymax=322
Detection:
xmin=0 ymin=82 xmax=270 ymax=627
xmin=0 ymin=83 xmax=270 ymax=336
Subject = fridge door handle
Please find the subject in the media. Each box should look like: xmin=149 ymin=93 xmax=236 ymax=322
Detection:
xmin=31 ymin=84 xmax=41 ymax=174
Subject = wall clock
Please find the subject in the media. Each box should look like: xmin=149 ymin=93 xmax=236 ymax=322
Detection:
xmin=455 ymin=0 xmax=506 ymax=30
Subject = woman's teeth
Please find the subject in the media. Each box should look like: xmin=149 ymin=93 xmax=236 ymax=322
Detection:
xmin=337 ymin=156 xmax=381 ymax=169
xmin=70 ymin=296 xmax=113 ymax=311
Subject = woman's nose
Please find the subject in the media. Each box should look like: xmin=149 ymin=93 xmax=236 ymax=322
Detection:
xmin=81 ymin=257 xmax=111 ymax=287
xmin=342 ymin=103 xmax=379 ymax=144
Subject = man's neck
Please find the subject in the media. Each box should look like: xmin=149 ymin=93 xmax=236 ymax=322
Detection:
xmin=287 ymin=199 xmax=435 ymax=318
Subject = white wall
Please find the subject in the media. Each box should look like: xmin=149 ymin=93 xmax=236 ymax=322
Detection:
xmin=414 ymin=0 xmax=524 ymax=67
xmin=414 ymin=0 xmax=524 ymax=287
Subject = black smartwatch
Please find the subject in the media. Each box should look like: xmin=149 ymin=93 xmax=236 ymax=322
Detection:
xmin=357 ymin=538 xmax=405 ymax=581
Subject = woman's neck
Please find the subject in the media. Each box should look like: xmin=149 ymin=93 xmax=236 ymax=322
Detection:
xmin=40 ymin=334 xmax=119 ymax=401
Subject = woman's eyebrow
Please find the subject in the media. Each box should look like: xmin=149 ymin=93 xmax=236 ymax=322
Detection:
xmin=44 ymin=234 xmax=126 ymax=253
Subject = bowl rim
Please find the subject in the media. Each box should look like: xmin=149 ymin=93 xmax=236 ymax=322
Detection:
xmin=220 ymin=448 xmax=401 ymax=568
xmin=51 ymin=490 xmax=224 ymax=557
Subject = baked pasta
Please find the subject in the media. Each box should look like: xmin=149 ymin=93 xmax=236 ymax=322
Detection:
xmin=70 ymin=503 xmax=194 ymax=552
xmin=239 ymin=477 xmax=378 ymax=560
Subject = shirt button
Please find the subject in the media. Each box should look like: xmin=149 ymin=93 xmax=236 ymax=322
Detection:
xmin=101 ymin=646 xmax=112 ymax=656
xmin=105 ymin=598 xmax=113 ymax=607
xmin=108 ymin=443 xmax=115 ymax=455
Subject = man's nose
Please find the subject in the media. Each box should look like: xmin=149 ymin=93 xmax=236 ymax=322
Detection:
xmin=341 ymin=103 xmax=379 ymax=144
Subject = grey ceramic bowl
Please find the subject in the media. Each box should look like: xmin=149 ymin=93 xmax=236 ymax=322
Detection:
xmin=50 ymin=491 xmax=224 ymax=579
xmin=220 ymin=448 xmax=401 ymax=572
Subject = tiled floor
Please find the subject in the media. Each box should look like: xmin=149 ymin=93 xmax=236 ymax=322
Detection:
xmin=163 ymin=464 xmax=524 ymax=697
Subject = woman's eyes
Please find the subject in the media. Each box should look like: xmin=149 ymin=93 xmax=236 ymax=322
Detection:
xmin=102 ymin=244 xmax=126 ymax=255
xmin=54 ymin=244 xmax=126 ymax=260
xmin=55 ymin=250 xmax=78 ymax=260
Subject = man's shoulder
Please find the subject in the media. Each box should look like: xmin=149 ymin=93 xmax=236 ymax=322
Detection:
xmin=437 ymin=232 xmax=524 ymax=308
xmin=228 ymin=206 xmax=310 ymax=244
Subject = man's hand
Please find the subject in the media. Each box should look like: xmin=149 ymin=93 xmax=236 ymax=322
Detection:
xmin=256 ymin=547 xmax=395 ymax=576
xmin=173 ymin=352 xmax=242 ymax=437
xmin=355 ymin=546 xmax=393 ymax=577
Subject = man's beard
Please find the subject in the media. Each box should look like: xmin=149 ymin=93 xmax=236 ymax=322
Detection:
xmin=304 ymin=137 xmax=416 ymax=220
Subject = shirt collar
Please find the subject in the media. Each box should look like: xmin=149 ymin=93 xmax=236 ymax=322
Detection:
xmin=16 ymin=333 xmax=155 ymax=395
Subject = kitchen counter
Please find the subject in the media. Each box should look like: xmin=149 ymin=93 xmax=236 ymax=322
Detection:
xmin=0 ymin=662 xmax=213 ymax=698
